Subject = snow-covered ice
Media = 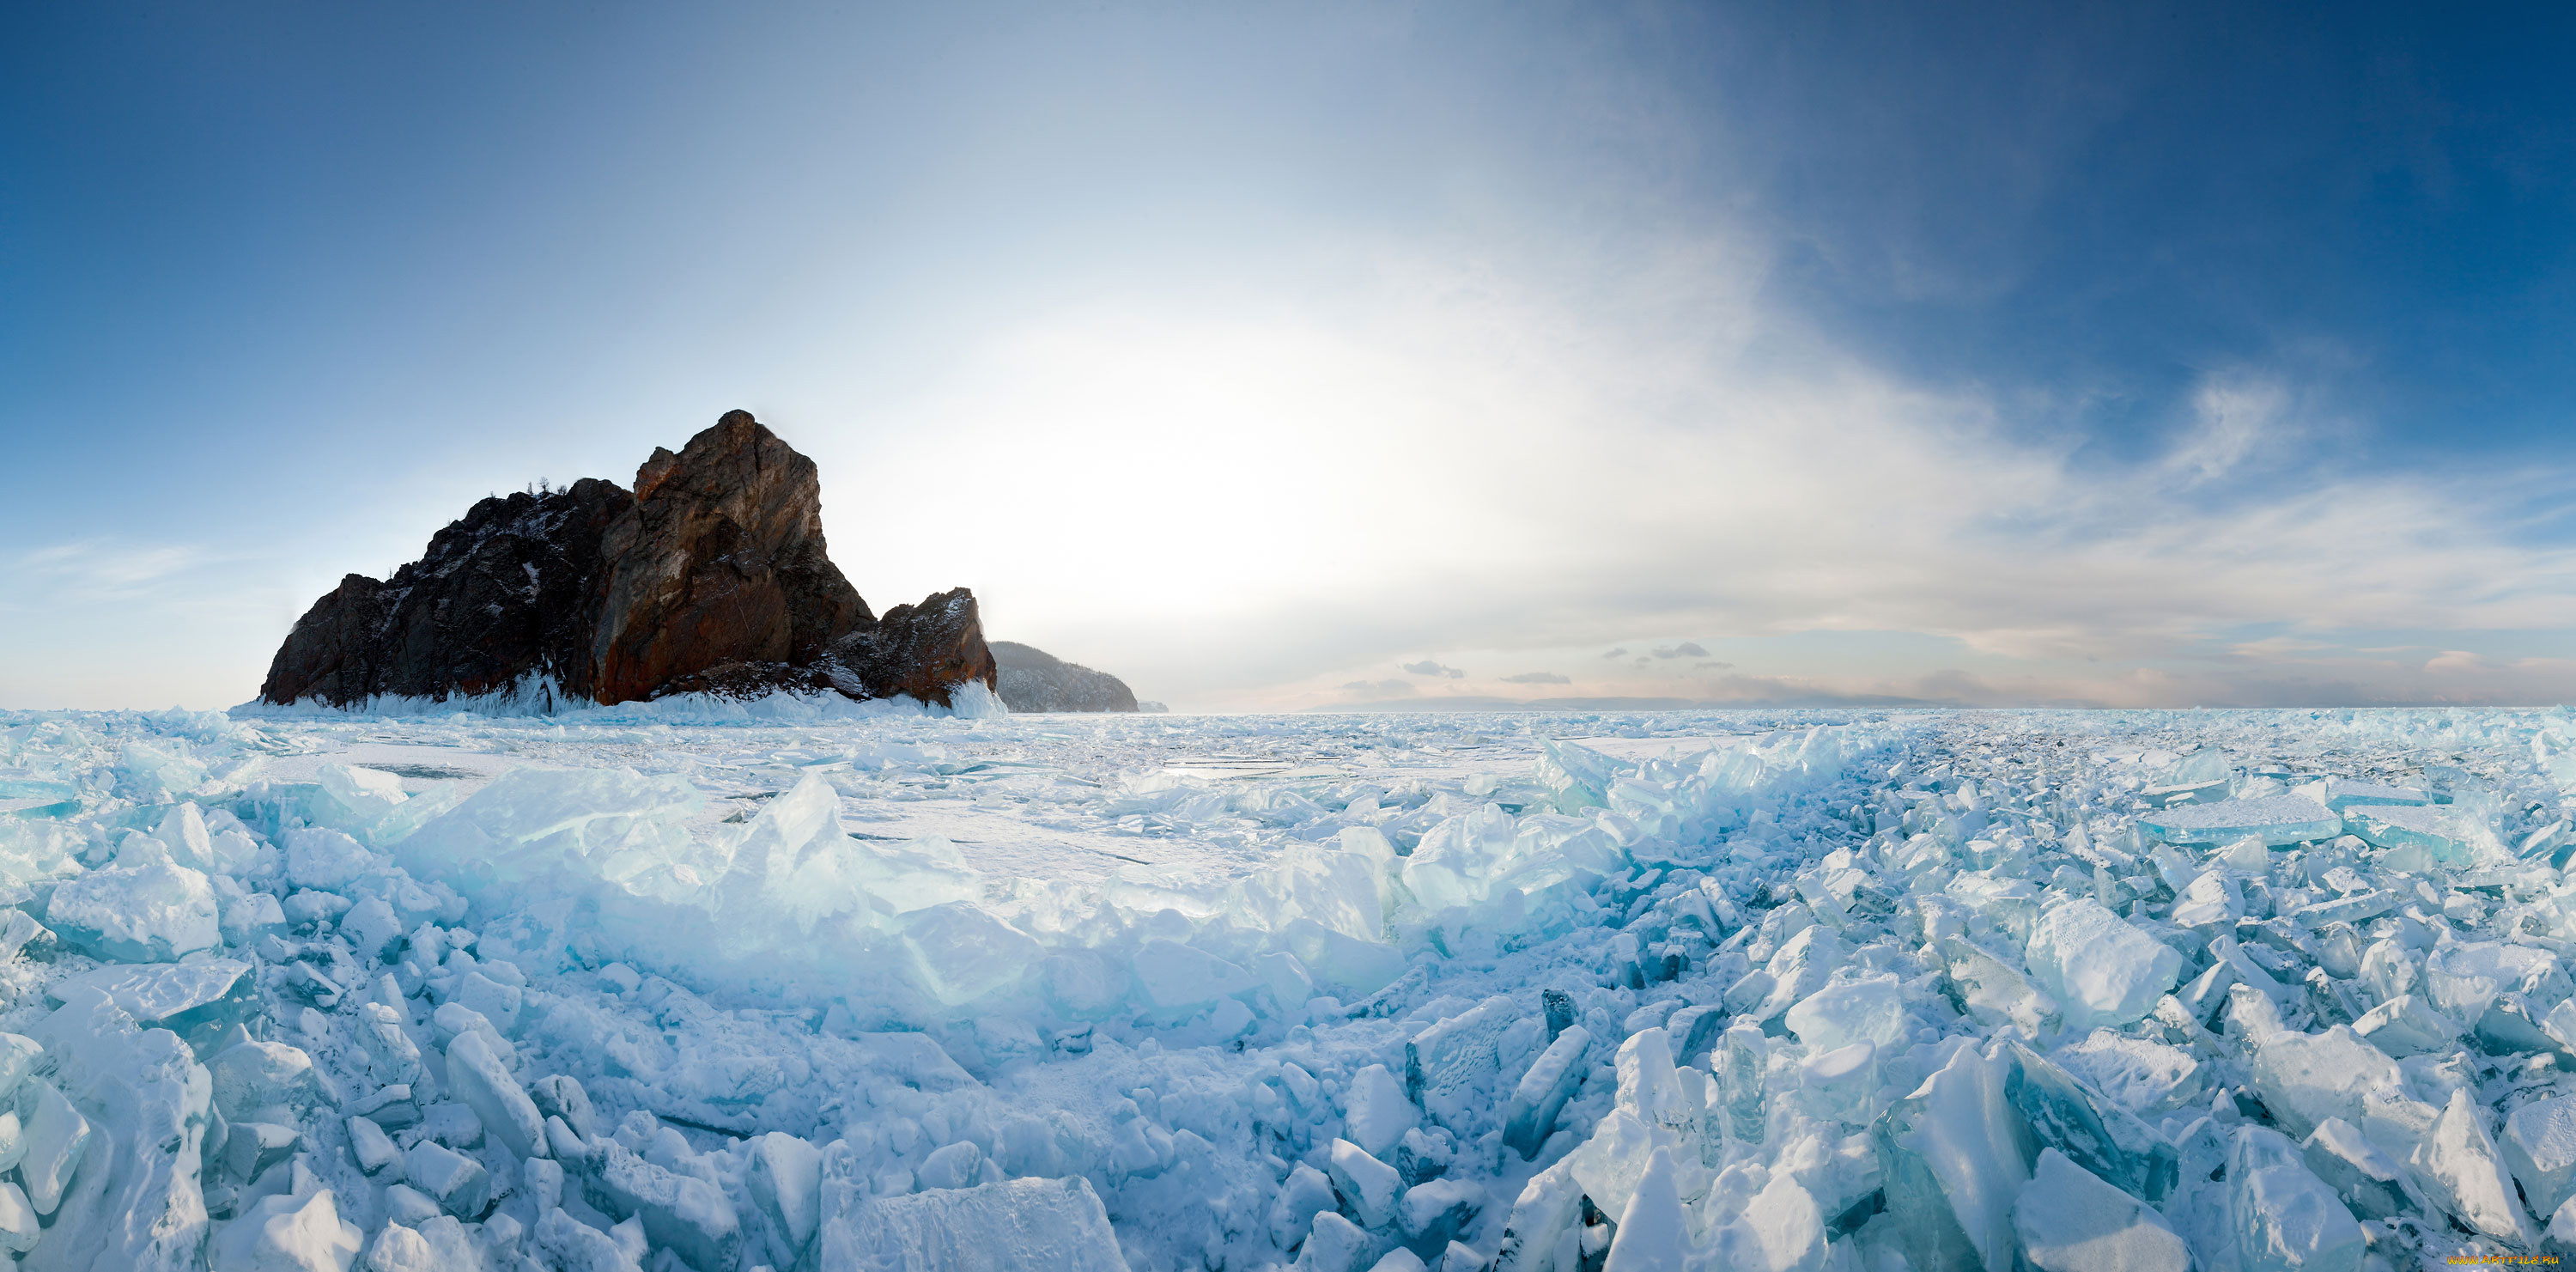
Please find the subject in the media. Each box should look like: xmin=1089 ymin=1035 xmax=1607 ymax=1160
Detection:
xmin=3 ymin=702 xmax=2576 ymax=1269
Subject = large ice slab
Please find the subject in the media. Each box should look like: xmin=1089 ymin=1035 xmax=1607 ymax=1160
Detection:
xmin=2023 ymin=898 xmax=2182 ymax=1031
xmin=2316 ymin=778 xmax=2430 ymax=811
xmin=1874 ymin=1042 xmax=2032 ymax=1272
xmin=2343 ymin=803 xmax=2488 ymax=861
xmin=43 ymin=959 xmax=254 ymax=1051
xmin=43 ymin=849 xmax=220 ymax=963
xmin=2013 ymin=1148 xmax=2190 ymax=1272
xmin=2228 ymin=1127 xmax=2366 ymax=1272
xmin=2136 ymin=796 xmax=2342 ymax=846
xmin=821 ymin=1176 xmax=1131 ymax=1271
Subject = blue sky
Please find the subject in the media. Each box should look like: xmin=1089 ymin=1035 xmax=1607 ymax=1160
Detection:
xmin=4 ymin=2 xmax=2573 ymax=710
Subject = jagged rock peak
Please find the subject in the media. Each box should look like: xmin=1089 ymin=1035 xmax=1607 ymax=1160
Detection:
xmin=590 ymin=411 xmax=872 ymax=703
xmin=258 ymin=411 xmax=996 ymax=710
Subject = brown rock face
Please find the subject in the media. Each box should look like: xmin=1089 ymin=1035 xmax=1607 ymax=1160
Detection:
xmin=590 ymin=411 xmax=872 ymax=703
xmin=824 ymin=588 xmax=1000 ymax=704
xmin=258 ymin=411 xmax=998 ymax=710
xmin=261 ymin=573 xmax=399 ymax=708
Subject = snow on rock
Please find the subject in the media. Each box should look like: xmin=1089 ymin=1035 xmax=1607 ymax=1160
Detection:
xmin=989 ymin=642 xmax=1144 ymax=715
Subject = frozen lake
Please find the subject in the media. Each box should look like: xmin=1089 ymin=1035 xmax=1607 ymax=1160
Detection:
xmin=1 ymin=703 xmax=2571 ymax=1270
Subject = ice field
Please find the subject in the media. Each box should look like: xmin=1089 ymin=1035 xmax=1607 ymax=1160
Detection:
xmin=5 ymin=703 xmax=2576 ymax=1272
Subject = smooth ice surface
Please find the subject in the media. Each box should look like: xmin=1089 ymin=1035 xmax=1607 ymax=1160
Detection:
xmin=5 ymin=703 xmax=2576 ymax=1271
xmin=2344 ymin=803 xmax=2488 ymax=860
xmin=2137 ymin=795 xmax=2342 ymax=846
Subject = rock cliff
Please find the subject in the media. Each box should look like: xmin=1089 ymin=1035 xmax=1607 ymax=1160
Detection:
xmin=259 ymin=411 xmax=997 ymax=709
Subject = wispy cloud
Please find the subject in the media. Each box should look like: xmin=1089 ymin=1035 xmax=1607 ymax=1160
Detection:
xmin=7 ymin=539 xmax=220 ymax=604
xmin=2227 ymin=636 xmax=2336 ymax=660
xmin=2159 ymin=374 xmax=2299 ymax=489
xmin=20 ymin=539 xmax=207 ymax=583
xmin=0 ymin=538 xmax=309 ymax=709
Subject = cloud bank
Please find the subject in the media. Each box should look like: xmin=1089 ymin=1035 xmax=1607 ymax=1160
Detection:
xmin=847 ymin=228 xmax=2576 ymax=710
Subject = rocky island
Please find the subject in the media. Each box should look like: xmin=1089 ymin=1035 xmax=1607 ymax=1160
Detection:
xmin=258 ymin=411 xmax=998 ymax=709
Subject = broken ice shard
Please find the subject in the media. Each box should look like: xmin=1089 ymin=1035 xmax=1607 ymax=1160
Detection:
xmin=2342 ymin=802 xmax=2484 ymax=861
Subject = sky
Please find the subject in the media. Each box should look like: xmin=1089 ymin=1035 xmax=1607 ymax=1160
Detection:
xmin=5 ymin=1 xmax=2576 ymax=712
